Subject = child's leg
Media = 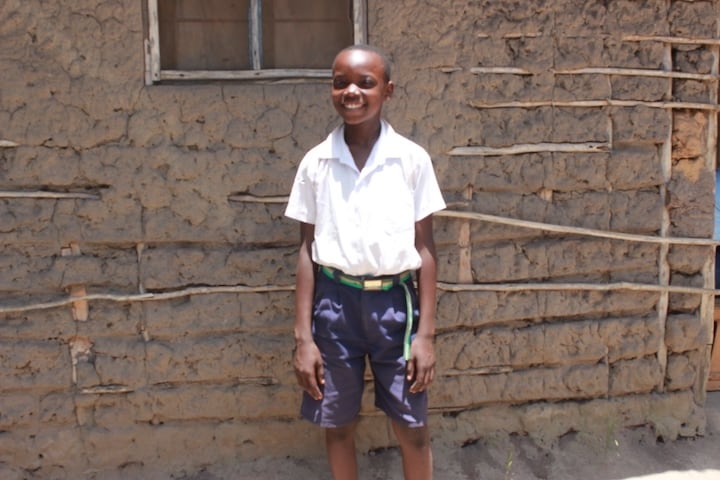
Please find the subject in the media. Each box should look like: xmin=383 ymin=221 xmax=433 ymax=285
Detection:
xmin=325 ymin=422 xmax=359 ymax=480
xmin=392 ymin=421 xmax=432 ymax=480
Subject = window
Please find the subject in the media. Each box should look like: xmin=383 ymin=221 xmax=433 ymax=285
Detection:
xmin=145 ymin=0 xmax=366 ymax=83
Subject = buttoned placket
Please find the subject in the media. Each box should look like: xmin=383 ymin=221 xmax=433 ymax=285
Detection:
xmin=335 ymin=129 xmax=388 ymax=261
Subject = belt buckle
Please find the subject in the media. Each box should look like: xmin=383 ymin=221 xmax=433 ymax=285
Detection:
xmin=363 ymin=279 xmax=383 ymax=290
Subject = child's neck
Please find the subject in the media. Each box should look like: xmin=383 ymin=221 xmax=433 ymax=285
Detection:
xmin=344 ymin=121 xmax=381 ymax=171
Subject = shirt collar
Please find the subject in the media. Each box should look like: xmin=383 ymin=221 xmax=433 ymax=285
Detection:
xmin=330 ymin=120 xmax=395 ymax=173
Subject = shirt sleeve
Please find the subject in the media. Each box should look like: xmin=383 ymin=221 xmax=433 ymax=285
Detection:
xmin=414 ymin=150 xmax=446 ymax=221
xmin=285 ymin=155 xmax=316 ymax=224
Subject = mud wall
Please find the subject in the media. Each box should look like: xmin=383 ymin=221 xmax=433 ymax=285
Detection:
xmin=0 ymin=0 xmax=717 ymax=477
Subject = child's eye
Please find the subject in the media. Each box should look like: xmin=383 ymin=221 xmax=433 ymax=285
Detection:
xmin=333 ymin=78 xmax=349 ymax=88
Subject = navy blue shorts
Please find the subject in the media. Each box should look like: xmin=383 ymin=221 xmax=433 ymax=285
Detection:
xmin=301 ymin=270 xmax=428 ymax=428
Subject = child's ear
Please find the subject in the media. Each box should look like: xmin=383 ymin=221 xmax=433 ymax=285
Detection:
xmin=384 ymin=80 xmax=394 ymax=100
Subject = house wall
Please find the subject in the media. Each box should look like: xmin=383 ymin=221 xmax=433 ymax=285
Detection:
xmin=0 ymin=0 xmax=717 ymax=477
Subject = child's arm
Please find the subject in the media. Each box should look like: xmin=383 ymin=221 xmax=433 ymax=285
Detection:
xmin=293 ymin=222 xmax=324 ymax=400
xmin=407 ymin=214 xmax=437 ymax=393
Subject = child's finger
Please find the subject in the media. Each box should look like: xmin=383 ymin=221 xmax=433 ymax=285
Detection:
xmin=410 ymin=364 xmax=434 ymax=393
xmin=316 ymin=361 xmax=325 ymax=386
xmin=303 ymin=362 xmax=323 ymax=400
xmin=305 ymin=375 xmax=323 ymax=400
xmin=410 ymin=372 xmax=425 ymax=393
xmin=406 ymin=357 xmax=416 ymax=382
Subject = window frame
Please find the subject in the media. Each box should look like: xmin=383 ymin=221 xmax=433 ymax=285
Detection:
xmin=144 ymin=0 xmax=367 ymax=84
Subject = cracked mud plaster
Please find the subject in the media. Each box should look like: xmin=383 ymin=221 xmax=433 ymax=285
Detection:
xmin=0 ymin=0 xmax=717 ymax=476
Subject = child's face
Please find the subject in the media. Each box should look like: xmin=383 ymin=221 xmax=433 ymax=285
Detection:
xmin=331 ymin=49 xmax=394 ymax=128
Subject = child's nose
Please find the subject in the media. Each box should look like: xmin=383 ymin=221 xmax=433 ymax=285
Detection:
xmin=345 ymin=83 xmax=361 ymax=95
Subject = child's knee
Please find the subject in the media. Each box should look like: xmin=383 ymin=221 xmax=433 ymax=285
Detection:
xmin=408 ymin=427 xmax=431 ymax=450
xmin=394 ymin=424 xmax=430 ymax=450
xmin=325 ymin=423 xmax=357 ymax=443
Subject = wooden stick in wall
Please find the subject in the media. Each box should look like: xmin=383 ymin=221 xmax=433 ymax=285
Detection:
xmin=61 ymin=242 xmax=88 ymax=322
xmin=624 ymin=34 xmax=720 ymax=46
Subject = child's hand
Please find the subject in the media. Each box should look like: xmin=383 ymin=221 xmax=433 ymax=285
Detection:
xmin=406 ymin=335 xmax=435 ymax=393
xmin=293 ymin=341 xmax=325 ymax=400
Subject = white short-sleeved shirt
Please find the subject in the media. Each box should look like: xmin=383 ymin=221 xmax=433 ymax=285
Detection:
xmin=285 ymin=120 xmax=446 ymax=276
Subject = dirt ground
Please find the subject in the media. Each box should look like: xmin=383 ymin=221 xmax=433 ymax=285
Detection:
xmin=82 ymin=391 xmax=720 ymax=480
xmin=131 ymin=391 xmax=720 ymax=480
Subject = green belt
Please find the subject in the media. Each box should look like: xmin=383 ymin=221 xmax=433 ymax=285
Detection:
xmin=320 ymin=266 xmax=415 ymax=361
xmin=320 ymin=266 xmax=411 ymax=291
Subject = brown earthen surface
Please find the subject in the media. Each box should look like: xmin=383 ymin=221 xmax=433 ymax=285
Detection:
xmin=1 ymin=0 xmax=718 ymax=477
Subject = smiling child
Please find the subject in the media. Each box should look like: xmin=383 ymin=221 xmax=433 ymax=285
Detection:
xmin=285 ymin=44 xmax=446 ymax=480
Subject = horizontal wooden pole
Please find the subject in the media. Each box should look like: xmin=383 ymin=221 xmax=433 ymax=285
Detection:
xmin=554 ymin=66 xmax=716 ymax=81
xmin=0 ymin=191 xmax=101 ymax=199
xmin=438 ymin=210 xmax=718 ymax=246
xmin=226 ymin=196 xmax=716 ymax=247
xmin=470 ymin=67 xmax=533 ymax=75
xmin=469 ymin=98 xmax=719 ymax=111
xmin=228 ymin=194 xmax=289 ymax=204
xmin=448 ymin=142 xmax=609 ymax=156
xmin=160 ymin=69 xmax=332 ymax=81
xmin=1 ymin=280 xmax=718 ymax=316
xmin=438 ymin=281 xmax=718 ymax=295
xmin=624 ymin=34 xmax=720 ymax=46
xmin=0 ymin=285 xmax=295 ymax=315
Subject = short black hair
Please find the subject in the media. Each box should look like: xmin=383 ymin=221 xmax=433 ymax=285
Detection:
xmin=334 ymin=44 xmax=392 ymax=83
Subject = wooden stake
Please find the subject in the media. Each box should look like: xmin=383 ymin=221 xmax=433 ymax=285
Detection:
xmin=458 ymin=186 xmax=473 ymax=283
xmin=61 ymin=243 xmax=88 ymax=321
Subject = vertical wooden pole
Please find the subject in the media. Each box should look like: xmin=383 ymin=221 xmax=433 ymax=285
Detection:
xmin=61 ymin=242 xmax=88 ymax=322
xmin=353 ymin=0 xmax=367 ymax=44
xmin=146 ymin=0 xmax=161 ymax=84
xmin=656 ymin=35 xmax=673 ymax=392
xmin=249 ymin=0 xmax=262 ymax=70
xmin=458 ymin=185 xmax=474 ymax=283
xmin=704 ymin=11 xmax=720 ymax=392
